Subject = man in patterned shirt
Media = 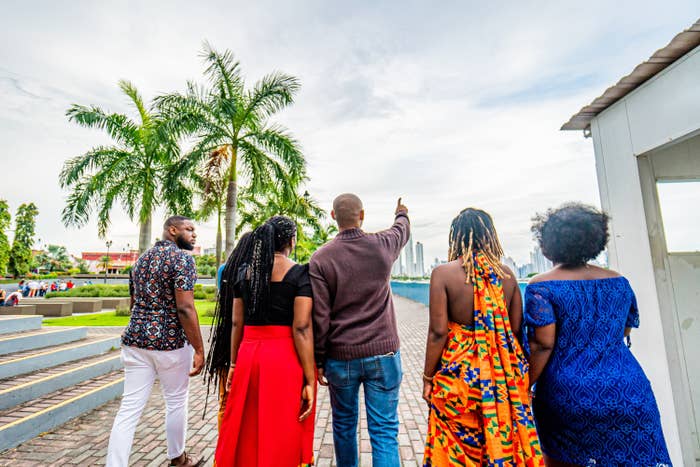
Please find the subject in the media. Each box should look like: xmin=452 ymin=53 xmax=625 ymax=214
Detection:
xmin=106 ymin=216 xmax=205 ymax=467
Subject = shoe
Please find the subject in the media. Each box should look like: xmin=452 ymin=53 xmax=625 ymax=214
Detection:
xmin=168 ymin=451 xmax=204 ymax=467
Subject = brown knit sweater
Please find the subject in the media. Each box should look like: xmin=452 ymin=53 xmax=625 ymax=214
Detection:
xmin=310 ymin=212 xmax=410 ymax=365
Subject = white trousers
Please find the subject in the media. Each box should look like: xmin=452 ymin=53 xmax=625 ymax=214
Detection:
xmin=106 ymin=344 xmax=193 ymax=467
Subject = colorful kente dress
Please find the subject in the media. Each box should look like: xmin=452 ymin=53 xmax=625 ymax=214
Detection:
xmin=423 ymin=253 xmax=544 ymax=467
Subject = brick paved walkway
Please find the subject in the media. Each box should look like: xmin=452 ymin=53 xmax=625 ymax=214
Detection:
xmin=0 ymin=296 xmax=429 ymax=466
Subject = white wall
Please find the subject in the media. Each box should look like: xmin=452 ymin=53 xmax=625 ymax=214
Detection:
xmin=588 ymin=44 xmax=700 ymax=466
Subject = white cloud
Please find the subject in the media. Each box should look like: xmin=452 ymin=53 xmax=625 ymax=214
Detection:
xmin=0 ymin=0 xmax=698 ymax=267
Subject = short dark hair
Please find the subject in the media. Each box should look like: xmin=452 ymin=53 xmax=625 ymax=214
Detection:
xmin=531 ymin=202 xmax=610 ymax=266
xmin=163 ymin=215 xmax=191 ymax=230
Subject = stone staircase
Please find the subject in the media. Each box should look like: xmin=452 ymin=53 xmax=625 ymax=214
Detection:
xmin=0 ymin=315 xmax=123 ymax=452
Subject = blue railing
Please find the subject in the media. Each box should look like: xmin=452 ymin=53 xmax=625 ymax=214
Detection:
xmin=390 ymin=281 xmax=528 ymax=306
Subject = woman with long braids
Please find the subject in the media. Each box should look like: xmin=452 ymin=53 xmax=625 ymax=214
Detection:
xmin=422 ymin=208 xmax=544 ymax=466
xmin=204 ymin=231 xmax=253 ymax=431
xmin=214 ymin=216 xmax=316 ymax=467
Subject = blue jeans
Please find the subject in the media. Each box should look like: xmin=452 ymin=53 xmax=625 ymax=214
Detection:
xmin=325 ymin=351 xmax=402 ymax=467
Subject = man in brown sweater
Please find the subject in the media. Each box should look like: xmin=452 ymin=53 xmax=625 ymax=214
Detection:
xmin=310 ymin=194 xmax=409 ymax=467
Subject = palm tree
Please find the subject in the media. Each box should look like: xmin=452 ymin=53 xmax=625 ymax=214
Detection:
xmin=237 ymin=185 xmax=325 ymax=235
xmin=193 ymin=147 xmax=229 ymax=267
xmin=60 ymin=80 xmax=185 ymax=253
xmin=238 ymin=186 xmax=328 ymax=261
xmin=156 ymin=42 xmax=306 ymax=256
xmin=35 ymin=245 xmax=72 ymax=272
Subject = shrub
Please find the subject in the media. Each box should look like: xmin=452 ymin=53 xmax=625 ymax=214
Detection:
xmin=26 ymin=272 xmax=59 ymax=280
xmin=115 ymin=306 xmax=131 ymax=317
xmin=47 ymin=284 xmax=130 ymax=298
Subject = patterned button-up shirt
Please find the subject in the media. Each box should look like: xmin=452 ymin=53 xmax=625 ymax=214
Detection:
xmin=122 ymin=240 xmax=197 ymax=351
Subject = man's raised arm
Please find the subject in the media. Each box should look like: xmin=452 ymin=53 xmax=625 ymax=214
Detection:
xmin=380 ymin=197 xmax=410 ymax=256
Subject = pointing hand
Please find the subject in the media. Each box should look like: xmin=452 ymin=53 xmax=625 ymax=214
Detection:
xmin=395 ymin=197 xmax=408 ymax=215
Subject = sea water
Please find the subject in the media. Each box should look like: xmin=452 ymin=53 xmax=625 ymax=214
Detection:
xmin=390 ymin=280 xmax=528 ymax=306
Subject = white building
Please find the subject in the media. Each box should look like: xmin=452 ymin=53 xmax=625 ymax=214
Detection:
xmin=391 ymin=255 xmax=403 ymax=276
xmin=404 ymin=234 xmax=415 ymax=277
xmin=415 ymin=242 xmax=425 ymax=277
xmin=502 ymin=256 xmax=518 ymax=276
xmin=562 ymin=19 xmax=700 ymax=465
xmin=530 ymin=246 xmax=553 ymax=274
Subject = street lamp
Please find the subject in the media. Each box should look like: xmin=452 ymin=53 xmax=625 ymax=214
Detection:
xmin=103 ymin=240 xmax=113 ymax=284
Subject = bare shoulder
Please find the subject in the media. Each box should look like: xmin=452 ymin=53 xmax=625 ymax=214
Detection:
xmin=589 ymin=265 xmax=622 ymax=278
xmin=499 ymin=263 xmax=519 ymax=287
xmin=431 ymin=260 xmax=461 ymax=281
xmin=528 ymin=270 xmax=556 ymax=284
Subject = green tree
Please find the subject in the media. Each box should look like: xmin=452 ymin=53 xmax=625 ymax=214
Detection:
xmin=76 ymin=258 xmax=90 ymax=274
xmin=34 ymin=244 xmax=72 ymax=272
xmin=157 ymin=43 xmax=306 ymax=257
xmin=100 ymin=255 xmax=112 ymax=273
xmin=192 ymin=148 xmax=228 ymax=267
xmin=9 ymin=203 xmax=39 ymax=277
xmin=237 ymin=186 xmax=325 ymax=235
xmin=60 ymin=80 xmax=186 ymax=254
xmin=0 ymin=200 xmax=11 ymax=276
xmin=295 ymin=223 xmax=337 ymax=263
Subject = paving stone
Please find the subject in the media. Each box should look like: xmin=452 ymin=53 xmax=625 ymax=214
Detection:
xmin=0 ymin=296 xmax=430 ymax=466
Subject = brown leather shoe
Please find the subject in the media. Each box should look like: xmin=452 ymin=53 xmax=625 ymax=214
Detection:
xmin=168 ymin=451 xmax=204 ymax=467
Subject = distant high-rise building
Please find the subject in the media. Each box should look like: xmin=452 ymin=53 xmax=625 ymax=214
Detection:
xmin=392 ymin=255 xmax=402 ymax=276
xmin=404 ymin=234 xmax=415 ymax=277
xmin=530 ymin=246 xmax=553 ymax=274
xmin=502 ymin=256 xmax=518 ymax=275
xmin=415 ymin=242 xmax=425 ymax=277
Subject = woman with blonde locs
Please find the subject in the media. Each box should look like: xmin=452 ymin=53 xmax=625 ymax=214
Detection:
xmin=422 ymin=208 xmax=544 ymax=466
xmin=214 ymin=215 xmax=316 ymax=467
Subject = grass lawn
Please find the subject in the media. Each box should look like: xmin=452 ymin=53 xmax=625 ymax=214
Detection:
xmin=43 ymin=300 xmax=217 ymax=326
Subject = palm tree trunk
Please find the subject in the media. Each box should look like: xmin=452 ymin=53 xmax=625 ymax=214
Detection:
xmin=138 ymin=214 xmax=152 ymax=254
xmin=215 ymin=205 xmax=223 ymax=267
xmin=224 ymin=147 xmax=238 ymax=257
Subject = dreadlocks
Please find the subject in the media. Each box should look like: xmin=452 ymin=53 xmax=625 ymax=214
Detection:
xmin=448 ymin=208 xmax=507 ymax=282
xmin=204 ymin=231 xmax=254 ymax=397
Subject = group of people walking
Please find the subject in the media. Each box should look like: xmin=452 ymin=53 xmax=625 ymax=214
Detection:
xmin=105 ymin=194 xmax=672 ymax=467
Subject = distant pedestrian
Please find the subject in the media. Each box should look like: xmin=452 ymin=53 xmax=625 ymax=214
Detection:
xmin=106 ymin=216 xmax=205 ymax=467
xmin=422 ymin=208 xmax=543 ymax=466
xmin=50 ymin=282 xmax=57 ymax=292
xmin=0 ymin=289 xmax=6 ymax=306
xmin=525 ymin=203 xmax=671 ymax=466
xmin=310 ymin=195 xmax=409 ymax=467
xmin=28 ymin=280 xmax=39 ymax=297
xmin=4 ymin=290 xmax=21 ymax=307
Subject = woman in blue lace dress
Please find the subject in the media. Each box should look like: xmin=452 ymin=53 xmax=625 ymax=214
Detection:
xmin=524 ymin=203 xmax=671 ymax=467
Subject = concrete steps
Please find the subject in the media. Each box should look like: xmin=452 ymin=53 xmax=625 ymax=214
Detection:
xmin=0 ymin=316 xmax=123 ymax=452
xmin=0 ymin=315 xmax=42 ymax=335
xmin=0 ymin=327 xmax=87 ymax=355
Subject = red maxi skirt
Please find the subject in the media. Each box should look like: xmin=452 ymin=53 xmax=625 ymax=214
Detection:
xmin=214 ymin=325 xmax=316 ymax=467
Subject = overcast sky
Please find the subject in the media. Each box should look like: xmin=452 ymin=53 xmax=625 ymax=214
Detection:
xmin=1 ymin=1 xmax=698 ymax=265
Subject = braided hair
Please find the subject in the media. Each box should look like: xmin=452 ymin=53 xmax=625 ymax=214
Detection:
xmin=246 ymin=215 xmax=297 ymax=318
xmin=204 ymin=231 xmax=254 ymax=398
xmin=448 ymin=208 xmax=507 ymax=282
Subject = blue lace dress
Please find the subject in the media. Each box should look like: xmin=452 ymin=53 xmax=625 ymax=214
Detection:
xmin=524 ymin=277 xmax=671 ymax=466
